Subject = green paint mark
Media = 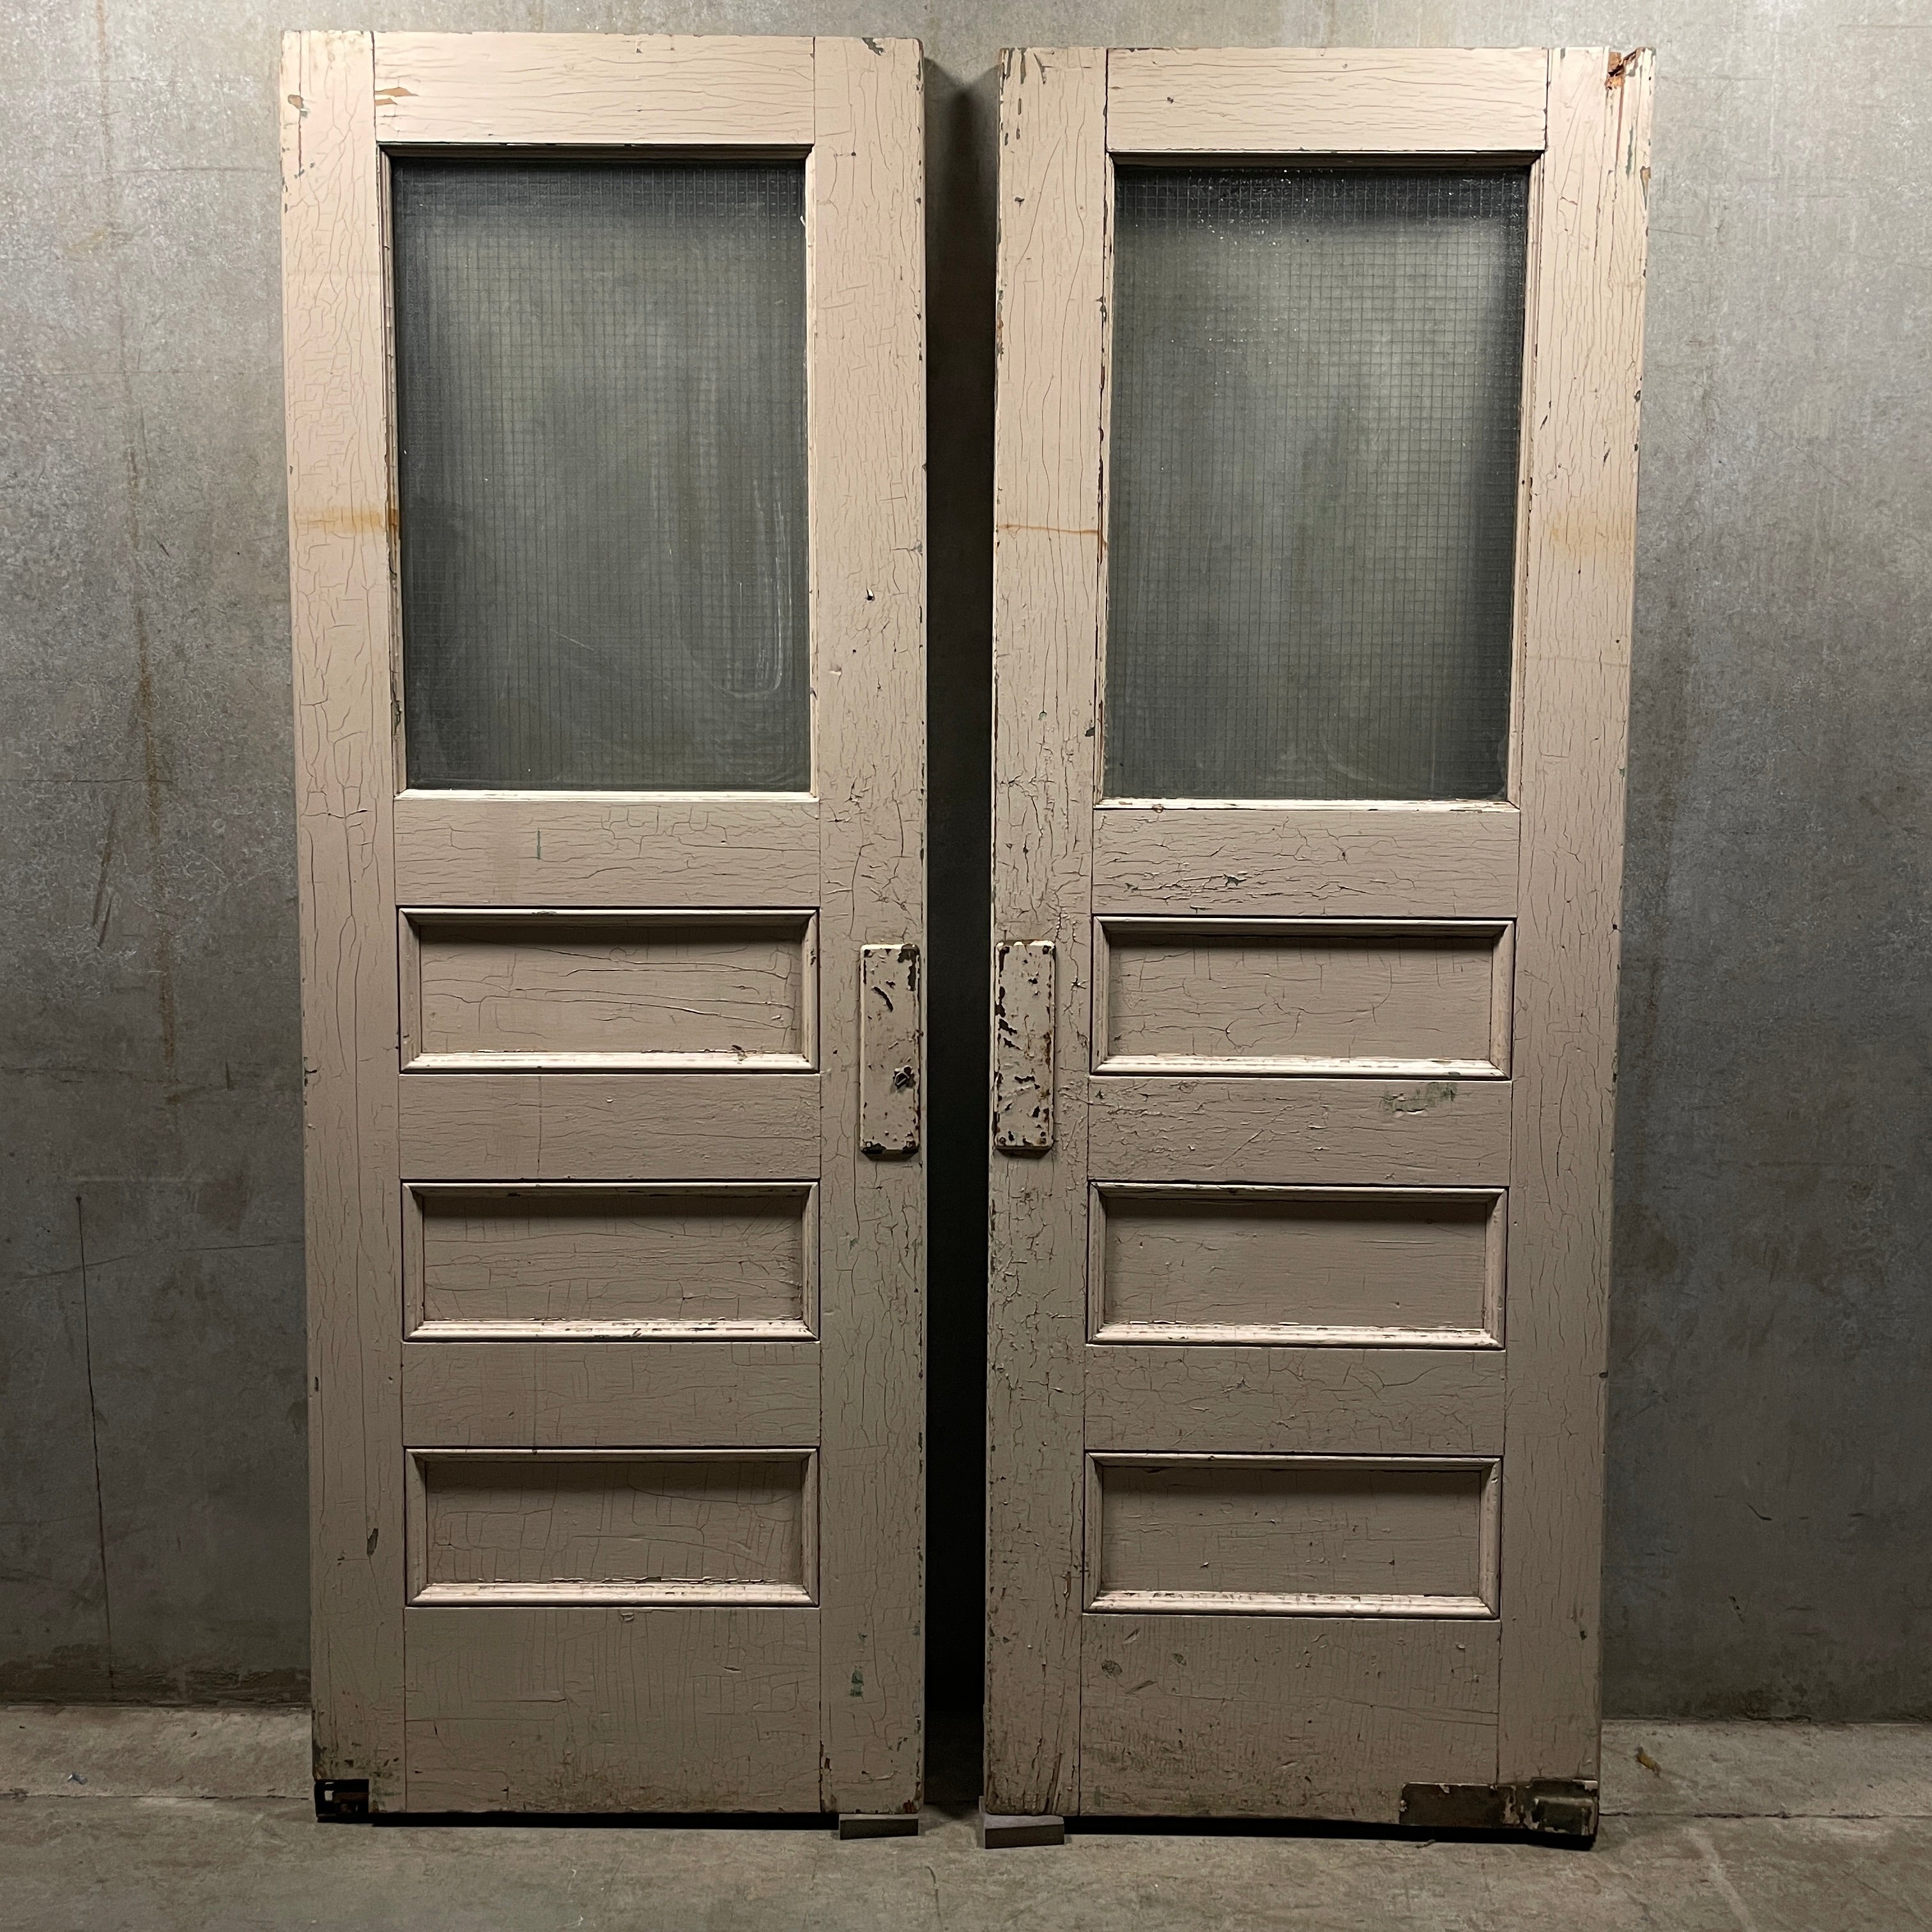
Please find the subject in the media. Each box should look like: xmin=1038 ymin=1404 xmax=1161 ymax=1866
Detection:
xmin=1382 ymin=1080 xmax=1459 ymax=1117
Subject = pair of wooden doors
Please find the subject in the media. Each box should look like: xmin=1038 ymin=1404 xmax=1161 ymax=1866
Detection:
xmin=283 ymin=33 xmax=1652 ymax=1832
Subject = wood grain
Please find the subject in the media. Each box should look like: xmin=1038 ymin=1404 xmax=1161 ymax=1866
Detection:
xmin=409 ymin=1450 xmax=815 ymax=1604
xmin=402 ymin=1338 xmax=820 ymax=1448
xmin=1094 ymin=919 xmax=1512 ymax=1077
xmin=809 ymin=34 xmax=927 ymax=1816
xmin=986 ymin=45 xmax=1109 ymax=1821
xmin=373 ymin=33 xmax=815 ymax=146
xmin=394 ymin=793 xmax=820 ymax=910
xmin=397 ymin=1072 xmax=820 ymax=1181
xmin=1088 ymin=1076 xmax=1514 ymax=1187
xmin=1091 ymin=1186 xmax=1502 ymax=1346
xmin=1083 ymin=1345 xmax=1505 ymax=1455
xmin=404 ymin=1605 xmax=819 ymax=1812
xmin=402 ymin=912 xmax=815 ymax=1071
xmin=1093 ymin=804 xmax=1519 ymax=919
xmin=1106 ymin=46 xmax=1547 ymax=155
xmin=1087 ymin=1455 xmax=1498 ymax=1615
xmin=1080 ymin=1616 xmax=1499 ymax=1818
xmin=1499 ymin=47 xmax=1653 ymax=1788
xmin=281 ymin=29 xmax=405 ymax=1808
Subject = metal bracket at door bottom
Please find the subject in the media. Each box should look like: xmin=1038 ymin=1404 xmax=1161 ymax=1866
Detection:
xmin=314 ymin=1777 xmax=371 ymax=1822
xmin=1400 ymin=1779 xmax=1599 ymax=1841
xmin=992 ymin=940 xmax=1054 ymax=1153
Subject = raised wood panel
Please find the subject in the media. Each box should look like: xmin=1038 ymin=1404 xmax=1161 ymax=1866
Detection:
xmin=394 ymin=794 xmax=820 ymax=910
xmin=808 ymin=34 xmax=928 ymax=1813
xmin=1089 ymin=1455 xmax=1498 ymax=1616
xmin=985 ymin=45 xmax=1108 ymax=1821
xmin=1092 ymin=804 xmax=1519 ymax=919
xmin=402 ymin=1339 xmax=819 ymax=1449
xmin=1089 ymin=1076 xmax=1513 ymax=1186
xmin=1084 ymin=1346 xmax=1505 ymax=1456
xmin=1106 ymin=47 xmax=1547 ymax=155
xmin=1499 ymin=47 xmax=1653 ymax=1786
xmin=1096 ymin=919 xmax=1512 ymax=1078
xmin=404 ymin=1605 xmax=819 ymax=1812
xmin=280 ymin=29 xmax=406 ymax=1807
xmin=1093 ymin=1456 xmax=1497 ymax=1614
xmin=408 ymin=1183 xmax=813 ymax=1337
xmin=402 ymin=912 xmax=815 ymax=1071
xmin=409 ymin=1450 xmax=815 ymax=1604
xmin=1092 ymin=1185 xmax=1502 ymax=1346
xmin=1079 ymin=1616 xmax=1499 ymax=1819
xmin=397 ymin=1073 xmax=820 ymax=1181
xmin=373 ymin=33 xmax=816 ymax=146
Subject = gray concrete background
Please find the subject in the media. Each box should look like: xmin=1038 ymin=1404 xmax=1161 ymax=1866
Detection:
xmin=2 ymin=0 xmax=1926 ymax=1717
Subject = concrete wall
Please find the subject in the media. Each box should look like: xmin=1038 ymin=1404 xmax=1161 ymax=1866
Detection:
xmin=3 ymin=0 xmax=1926 ymax=1717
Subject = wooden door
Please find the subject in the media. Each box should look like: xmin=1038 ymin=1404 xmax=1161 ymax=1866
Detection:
xmin=282 ymin=32 xmax=924 ymax=1822
xmin=987 ymin=47 xmax=1651 ymax=1836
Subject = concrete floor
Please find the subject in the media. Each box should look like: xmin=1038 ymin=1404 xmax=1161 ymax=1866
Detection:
xmin=4 ymin=1709 xmax=1931 ymax=1930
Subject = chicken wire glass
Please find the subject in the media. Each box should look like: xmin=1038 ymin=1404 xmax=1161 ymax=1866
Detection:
xmin=1104 ymin=167 xmax=1530 ymax=801
xmin=392 ymin=160 xmax=809 ymax=792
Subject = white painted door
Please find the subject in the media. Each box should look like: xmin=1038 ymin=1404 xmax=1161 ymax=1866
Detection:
xmin=988 ymin=45 xmax=1651 ymax=1833
xmin=283 ymin=31 xmax=924 ymax=1820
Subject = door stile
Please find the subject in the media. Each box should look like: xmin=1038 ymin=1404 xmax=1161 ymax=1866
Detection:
xmin=281 ymin=27 xmax=407 ymax=1807
xmin=985 ymin=45 xmax=1108 ymax=1822
xmin=809 ymin=34 xmax=928 ymax=1814
xmin=1499 ymin=45 xmax=1654 ymax=1783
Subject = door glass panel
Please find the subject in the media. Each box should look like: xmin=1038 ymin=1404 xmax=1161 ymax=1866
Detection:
xmin=1105 ymin=167 xmax=1529 ymax=801
xmin=392 ymin=160 xmax=809 ymax=792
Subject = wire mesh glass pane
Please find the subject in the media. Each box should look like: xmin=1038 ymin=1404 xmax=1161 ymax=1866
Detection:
xmin=393 ymin=161 xmax=809 ymax=792
xmin=1105 ymin=167 xmax=1529 ymax=801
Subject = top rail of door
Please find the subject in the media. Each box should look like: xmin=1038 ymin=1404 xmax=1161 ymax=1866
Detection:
xmin=371 ymin=34 xmax=822 ymax=146
xmin=1105 ymin=47 xmax=1549 ymax=156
